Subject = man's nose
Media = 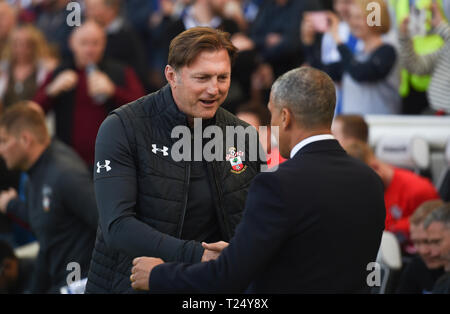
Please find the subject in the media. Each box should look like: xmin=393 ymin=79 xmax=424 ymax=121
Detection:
xmin=206 ymin=78 xmax=219 ymax=95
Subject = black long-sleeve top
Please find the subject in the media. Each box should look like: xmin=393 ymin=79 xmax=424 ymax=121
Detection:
xmin=6 ymin=140 xmax=98 ymax=293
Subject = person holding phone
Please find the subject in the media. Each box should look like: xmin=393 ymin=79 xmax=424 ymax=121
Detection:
xmin=327 ymin=0 xmax=401 ymax=115
xmin=301 ymin=0 xmax=360 ymax=114
xmin=399 ymin=2 xmax=450 ymax=114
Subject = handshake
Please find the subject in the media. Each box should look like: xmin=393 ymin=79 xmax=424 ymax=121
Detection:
xmin=130 ymin=241 xmax=229 ymax=291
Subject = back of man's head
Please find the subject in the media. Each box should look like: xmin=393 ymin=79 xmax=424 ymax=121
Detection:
xmin=0 ymin=101 xmax=49 ymax=144
xmin=270 ymin=67 xmax=336 ymax=129
xmin=333 ymin=114 xmax=369 ymax=143
xmin=0 ymin=240 xmax=17 ymax=292
xmin=341 ymin=140 xmax=374 ymax=165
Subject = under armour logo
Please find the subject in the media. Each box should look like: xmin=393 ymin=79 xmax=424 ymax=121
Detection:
xmin=97 ymin=160 xmax=111 ymax=173
xmin=152 ymin=144 xmax=169 ymax=156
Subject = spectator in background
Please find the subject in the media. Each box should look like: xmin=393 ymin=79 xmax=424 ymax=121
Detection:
xmin=399 ymin=3 xmax=450 ymax=115
xmin=84 ymin=0 xmax=151 ymax=92
xmin=0 ymin=24 xmax=56 ymax=111
xmin=301 ymin=0 xmax=358 ymax=114
xmin=250 ymin=0 xmax=318 ymax=78
xmin=154 ymin=0 xmax=262 ymax=113
xmin=396 ymin=200 xmax=445 ymax=294
xmin=32 ymin=0 xmax=73 ymax=59
xmin=145 ymin=0 xmax=191 ymax=89
xmin=0 ymin=1 xmax=17 ymax=59
xmin=423 ymin=203 xmax=450 ymax=293
xmin=236 ymin=104 xmax=286 ymax=169
xmin=0 ymin=102 xmax=98 ymax=293
xmin=0 ymin=239 xmax=34 ymax=294
xmin=390 ymin=0 xmax=448 ymax=114
xmin=344 ymin=140 xmax=440 ymax=249
xmin=331 ymin=114 xmax=368 ymax=148
xmin=329 ymin=0 xmax=401 ymax=114
xmin=33 ymin=21 xmax=145 ymax=167
xmin=159 ymin=0 xmax=242 ymax=69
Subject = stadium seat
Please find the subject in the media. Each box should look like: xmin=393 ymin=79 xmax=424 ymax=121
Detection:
xmin=375 ymin=136 xmax=430 ymax=174
xmin=373 ymin=231 xmax=402 ymax=294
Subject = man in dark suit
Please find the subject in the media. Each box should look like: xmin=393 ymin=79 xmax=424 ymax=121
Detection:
xmin=130 ymin=67 xmax=386 ymax=293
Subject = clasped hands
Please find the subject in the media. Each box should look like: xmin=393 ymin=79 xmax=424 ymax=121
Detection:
xmin=130 ymin=241 xmax=228 ymax=291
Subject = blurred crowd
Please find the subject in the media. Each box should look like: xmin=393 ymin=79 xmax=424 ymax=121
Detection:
xmin=0 ymin=0 xmax=450 ymax=294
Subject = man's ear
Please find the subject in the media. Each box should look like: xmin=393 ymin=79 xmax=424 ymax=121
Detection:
xmin=281 ymin=108 xmax=292 ymax=131
xmin=18 ymin=130 xmax=33 ymax=149
xmin=165 ymin=65 xmax=177 ymax=87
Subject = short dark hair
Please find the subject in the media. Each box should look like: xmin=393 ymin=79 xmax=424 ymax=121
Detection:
xmin=343 ymin=140 xmax=374 ymax=164
xmin=168 ymin=27 xmax=238 ymax=71
xmin=0 ymin=102 xmax=49 ymax=143
xmin=334 ymin=115 xmax=369 ymax=143
xmin=271 ymin=67 xmax=336 ymax=129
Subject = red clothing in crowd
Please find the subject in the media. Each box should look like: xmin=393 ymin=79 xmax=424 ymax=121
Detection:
xmin=34 ymin=66 xmax=144 ymax=166
xmin=384 ymin=167 xmax=440 ymax=238
xmin=267 ymin=147 xmax=286 ymax=169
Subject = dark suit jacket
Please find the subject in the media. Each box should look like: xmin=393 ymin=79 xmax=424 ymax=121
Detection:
xmin=149 ymin=140 xmax=386 ymax=293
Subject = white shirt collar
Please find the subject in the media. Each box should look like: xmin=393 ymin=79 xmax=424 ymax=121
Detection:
xmin=290 ymin=134 xmax=335 ymax=159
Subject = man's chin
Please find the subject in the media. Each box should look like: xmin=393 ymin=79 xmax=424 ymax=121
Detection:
xmin=424 ymin=260 xmax=444 ymax=269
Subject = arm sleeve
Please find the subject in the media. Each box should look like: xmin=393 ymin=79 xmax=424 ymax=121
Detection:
xmin=303 ymin=37 xmax=344 ymax=82
xmin=32 ymin=72 xmax=56 ymax=113
xmin=398 ymin=35 xmax=441 ymax=75
xmin=94 ymin=114 xmax=204 ymax=263
xmin=149 ymin=172 xmax=292 ymax=293
xmin=338 ymin=44 xmax=397 ymax=82
xmin=435 ymin=21 xmax=450 ymax=42
xmin=111 ymin=68 xmax=145 ymax=107
xmin=6 ymin=198 xmax=29 ymax=224
xmin=60 ymin=170 xmax=98 ymax=230
xmin=28 ymin=249 xmax=51 ymax=293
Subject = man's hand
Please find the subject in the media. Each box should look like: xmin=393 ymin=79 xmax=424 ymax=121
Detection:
xmin=46 ymin=70 xmax=78 ymax=97
xmin=0 ymin=188 xmax=18 ymax=214
xmin=87 ymin=70 xmax=116 ymax=100
xmin=130 ymin=257 xmax=164 ymax=291
xmin=201 ymin=241 xmax=229 ymax=262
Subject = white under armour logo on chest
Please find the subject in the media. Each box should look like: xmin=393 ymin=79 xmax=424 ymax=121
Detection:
xmin=152 ymin=144 xmax=169 ymax=156
xmin=97 ymin=160 xmax=111 ymax=173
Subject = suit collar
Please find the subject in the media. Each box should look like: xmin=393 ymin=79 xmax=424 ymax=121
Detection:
xmin=291 ymin=139 xmax=345 ymax=159
xmin=290 ymin=134 xmax=335 ymax=158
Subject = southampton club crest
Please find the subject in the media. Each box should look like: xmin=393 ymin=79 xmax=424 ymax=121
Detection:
xmin=226 ymin=147 xmax=247 ymax=174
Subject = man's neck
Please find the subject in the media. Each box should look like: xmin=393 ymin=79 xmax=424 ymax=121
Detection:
xmin=25 ymin=141 xmax=50 ymax=171
xmin=380 ymin=161 xmax=395 ymax=188
xmin=288 ymin=129 xmax=332 ymax=153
